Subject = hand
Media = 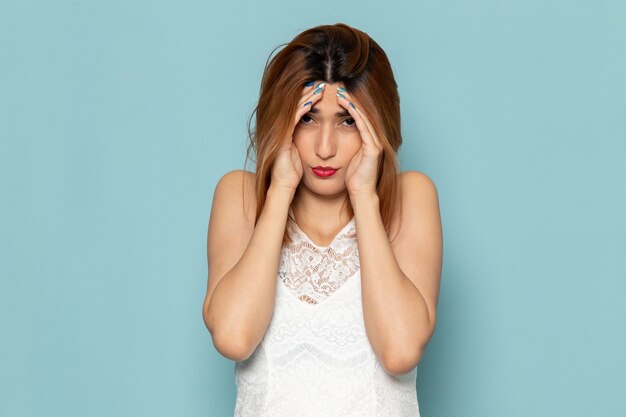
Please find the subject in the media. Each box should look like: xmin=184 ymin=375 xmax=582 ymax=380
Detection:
xmin=270 ymin=81 xmax=327 ymax=192
xmin=335 ymin=88 xmax=383 ymax=197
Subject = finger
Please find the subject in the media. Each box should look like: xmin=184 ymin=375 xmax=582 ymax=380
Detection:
xmin=297 ymin=81 xmax=326 ymax=107
xmin=336 ymin=90 xmax=381 ymax=150
xmin=337 ymin=90 xmax=382 ymax=149
xmin=301 ymin=80 xmax=319 ymax=95
xmin=290 ymin=144 xmax=301 ymax=171
xmin=284 ymin=83 xmax=325 ymax=147
xmin=293 ymin=82 xmax=326 ymax=125
xmin=353 ymin=104 xmax=382 ymax=150
xmin=301 ymin=82 xmax=314 ymax=94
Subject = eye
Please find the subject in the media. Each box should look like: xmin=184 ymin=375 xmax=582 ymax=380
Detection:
xmin=299 ymin=114 xmax=314 ymax=125
xmin=298 ymin=115 xmax=356 ymax=128
xmin=343 ymin=117 xmax=356 ymax=127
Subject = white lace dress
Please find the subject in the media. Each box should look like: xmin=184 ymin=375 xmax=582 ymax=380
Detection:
xmin=234 ymin=213 xmax=421 ymax=417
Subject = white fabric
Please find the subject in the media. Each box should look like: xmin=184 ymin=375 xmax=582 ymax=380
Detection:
xmin=234 ymin=213 xmax=420 ymax=417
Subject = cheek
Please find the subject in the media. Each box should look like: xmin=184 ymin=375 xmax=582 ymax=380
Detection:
xmin=346 ymin=136 xmax=363 ymax=154
xmin=292 ymin=130 xmax=317 ymax=152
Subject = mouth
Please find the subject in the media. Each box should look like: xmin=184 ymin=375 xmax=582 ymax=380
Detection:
xmin=311 ymin=166 xmax=339 ymax=178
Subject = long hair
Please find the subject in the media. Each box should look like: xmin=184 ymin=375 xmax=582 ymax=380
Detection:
xmin=242 ymin=23 xmax=403 ymax=246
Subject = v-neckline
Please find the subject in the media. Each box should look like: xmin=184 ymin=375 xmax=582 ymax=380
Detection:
xmin=289 ymin=208 xmax=355 ymax=251
xmin=289 ymin=216 xmax=355 ymax=251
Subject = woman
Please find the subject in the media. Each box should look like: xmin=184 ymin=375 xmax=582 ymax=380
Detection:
xmin=203 ymin=23 xmax=442 ymax=417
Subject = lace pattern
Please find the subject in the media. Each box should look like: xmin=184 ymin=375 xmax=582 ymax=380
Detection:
xmin=234 ymin=214 xmax=420 ymax=417
xmin=279 ymin=217 xmax=359 ymax=305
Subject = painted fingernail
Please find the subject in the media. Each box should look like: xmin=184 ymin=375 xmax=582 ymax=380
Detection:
xmin=313 ymin=87 xmax=323 ymax=94
xmin=303 ymin=101 xmax=313 ymax=107
xmin=349 ymin=102 xmax=356 ymax=109
xmin=337 ymin=92 xmax=346 ymax=99
xmin=315 ymin=82 xmax=326 ymax=89
xmin=305 ymin=81 xmax=314 ymax=87
xmin=337 ymin=87 xmax=347 ymax=93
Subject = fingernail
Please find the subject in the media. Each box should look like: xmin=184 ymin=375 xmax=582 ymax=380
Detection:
xmin=337 ymin=87 xmax=347 ymax=93
xmin=349 ymin=102 xmax=356 ymax=109
xmin=303 ymin=101 xmax=313 ymax=107
xmin=337 ymin=92 xmax=346 ymax=99
xmin=316 ymin=82 xmax=326 ymax=89
xmin=304 ymin=81 xmax=314 ymax=87
xmin=313 ymin=87 xmax=323 ymax=94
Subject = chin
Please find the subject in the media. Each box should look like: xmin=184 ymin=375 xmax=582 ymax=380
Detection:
xmin=303 ymin=175 xmax=347 ymax=194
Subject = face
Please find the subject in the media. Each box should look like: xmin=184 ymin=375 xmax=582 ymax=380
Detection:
xmin=293 ymin=81 xmax=362 ymax=194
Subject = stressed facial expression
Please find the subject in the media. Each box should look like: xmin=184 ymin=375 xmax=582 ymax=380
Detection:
xmin=293 ymin=82 xmax=362 ymax=192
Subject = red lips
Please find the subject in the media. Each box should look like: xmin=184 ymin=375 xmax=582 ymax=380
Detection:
xmin=312 ymin=166 xmax=338 ymax=178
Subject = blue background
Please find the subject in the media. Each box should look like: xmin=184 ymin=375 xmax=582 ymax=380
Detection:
xmin=2 ymin=1 xmax=625 ymax=416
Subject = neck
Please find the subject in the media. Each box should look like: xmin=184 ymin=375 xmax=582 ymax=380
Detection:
xmin=290 ymin=186 xmax=353 ymax=226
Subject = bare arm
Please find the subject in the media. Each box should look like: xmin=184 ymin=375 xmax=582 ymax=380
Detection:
xmin=203 ymin=172 xmax=295 ymax=361
xmin=352 ymin=172 xmax=442 ymax=376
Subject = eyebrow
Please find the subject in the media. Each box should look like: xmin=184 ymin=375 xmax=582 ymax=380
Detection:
xmin=307 ymin=108 xmax=351 ymax=118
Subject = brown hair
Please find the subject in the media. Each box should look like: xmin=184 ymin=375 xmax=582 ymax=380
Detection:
xmin=242 ymin=23 xmax=403 ymax=246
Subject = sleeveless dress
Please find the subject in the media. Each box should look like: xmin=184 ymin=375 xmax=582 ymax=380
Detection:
xmin=234 ymin=211 xmax=421 ymax=417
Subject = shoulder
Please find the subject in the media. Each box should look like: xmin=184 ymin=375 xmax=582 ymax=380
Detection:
xmin=388 ymin=171 xmax=440 ymax=242
xmin=214 ymin=169 xmax=256 ymax=202
xmin=398 ymin=170 xmax=439 ymax=215
xmin=212 ymin=169 xmax=257 ymax=227
xmin=398 ymin=170 xmax=438 ymax=195
xmin=394 ymin=170 xmax=439 ymax=220
xmin=215 ymin=169 xmax=255 ymax=191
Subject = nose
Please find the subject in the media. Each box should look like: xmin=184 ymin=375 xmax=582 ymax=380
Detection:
xmin=314 ymin=126 xmax=337 ymax=160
